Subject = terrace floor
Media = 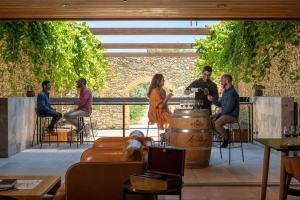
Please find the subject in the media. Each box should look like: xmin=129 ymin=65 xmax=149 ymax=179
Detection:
xmin=0 ymin=127 xmax=299 ymax=200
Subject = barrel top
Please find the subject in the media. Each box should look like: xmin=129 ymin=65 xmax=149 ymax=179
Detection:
xmin=174 ymin=109 xmax=210 ymax=115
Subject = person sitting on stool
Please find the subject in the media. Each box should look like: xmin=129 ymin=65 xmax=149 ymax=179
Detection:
xmin=64 ymin=78 xmax=93 ymax=134
xmin=37 ymin=80 xmax=62 ymax=134
xmin=207 ymin=74 xmax=239 ymax=148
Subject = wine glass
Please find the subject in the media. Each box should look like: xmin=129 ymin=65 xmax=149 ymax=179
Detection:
xmin=184 ymin=100 xmax=189 ymax=109
xmin=296 ymin=126 xmax=300 ymax=144
xmin=283 ymin=126 xmax=291 ymax=145
xmin=180 ymin=100 xmax=184 ymax=109
xmin=291 ymin=125 xmax=297 ymax=144
xmin=198 ymin=99 xmax=204 ymax=109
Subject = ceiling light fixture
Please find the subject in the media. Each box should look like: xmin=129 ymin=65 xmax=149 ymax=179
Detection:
xmin=62 ymin=3 xmax=71 ymax=7
xmin=216 ymin=4 xmax=226 ymax=8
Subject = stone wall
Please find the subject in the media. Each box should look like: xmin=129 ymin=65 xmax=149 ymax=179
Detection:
xmin=95 ymin=56 xmax=197 ymax=129
xmin=237 ymin=45 xmax=300 ymax=103
xmin=237 ymin=45 xmax=300 ymax=128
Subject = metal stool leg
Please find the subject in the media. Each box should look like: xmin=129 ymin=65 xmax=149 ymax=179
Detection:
xmin=237 ymin=121 xmax=244 ymax=162
xmin=40 ymin=118 xmax=48 ymax=149
xmin=146 ymin=122 xmax=150 ymax=136
xmin=31 ymin=116 xmax=38 ymax=147
xmin=89 ymin=116 xmax=95 ymax=142
xmin=228 ymin=123 xmax=232 ymax=165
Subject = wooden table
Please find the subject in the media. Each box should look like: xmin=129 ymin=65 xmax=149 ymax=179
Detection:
xmin=0 ymin=176 xmax=61 ymax=200
xmin=255 ymin=138 xmax=300 ymax=200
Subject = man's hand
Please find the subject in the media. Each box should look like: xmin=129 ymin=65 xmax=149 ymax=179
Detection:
xmin=184 ymin=89 xmax=192 ymax=95
xmin=207 ymin=95 xmax=214 ymax=101
xmin=167 ymin=91 xmax=174 ymax=98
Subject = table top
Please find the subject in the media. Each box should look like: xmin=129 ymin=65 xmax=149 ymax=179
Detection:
xmin=123 ymin=180 xmax=182 ymax=194
xmin=0 ymin=176 xmax=61 ymax=200
xmin=255 ymin=138 xmax=300 ymax=151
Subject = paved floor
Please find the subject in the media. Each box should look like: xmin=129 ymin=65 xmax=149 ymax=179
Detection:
xmin=0 ymin=136 xmax=298 ymax=199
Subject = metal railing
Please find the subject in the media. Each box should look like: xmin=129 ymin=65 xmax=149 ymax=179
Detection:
xmin=50 ymin=97 xmax=253 ymax=142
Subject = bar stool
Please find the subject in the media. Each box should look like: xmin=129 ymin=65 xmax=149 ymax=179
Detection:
xmin=31 ymin=109 xmax=59 ymax=148
xmin=80 ymin=115 xmax=96 ymax=144
xmin=219 ymin=120 xmax=244 ymax=165
xmin=69 ymin=115 xmax=95 ymax=147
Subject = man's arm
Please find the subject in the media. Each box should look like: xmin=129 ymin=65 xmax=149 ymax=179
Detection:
xmin=210 ymin=83 xmax=219 ymax=100
xmin=220 ymin=92 xmax=237 ymax=115
xmin=78 ymin=90 xmax=91 ymax=108
xmin=37 ymin=93 xmax=52 ymax=112
xmin=184 ymin=80 xmax=198 ymax=95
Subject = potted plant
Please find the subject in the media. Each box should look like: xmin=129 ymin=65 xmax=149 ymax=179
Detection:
xmin=252 ymin=84 xmax=265 ymax=96
xmin=25 ymin=83 xmax=35 ymax=97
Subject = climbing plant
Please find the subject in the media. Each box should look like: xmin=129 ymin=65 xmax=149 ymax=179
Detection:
xmin=194 ymin=21 xmax=300 ymax=84
xmin=129 ymin=83 xmax=149 ymax=124
xmin=0 ymin=21 xmax=110 ymax=95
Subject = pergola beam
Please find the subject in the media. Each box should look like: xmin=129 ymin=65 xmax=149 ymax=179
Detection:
xmin=104 ymin=52 xmax=197 ymax=57
xmin=90 ymin=28 xmax=210 ymax=35
xmin=101 ymin=43 xmax=197 ymax=49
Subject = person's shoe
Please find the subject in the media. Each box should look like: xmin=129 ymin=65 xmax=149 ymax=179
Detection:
xmin=221 ymin=139 xmax=229 ymax=148
xmin=76 ymin=126 xmax=83 ymax=135
xmin=46 ymin=127 xmax=58 ymax=136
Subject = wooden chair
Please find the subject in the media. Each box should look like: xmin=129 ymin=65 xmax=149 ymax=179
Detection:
xmin=283 ymin=156 xmax=300 ymax=200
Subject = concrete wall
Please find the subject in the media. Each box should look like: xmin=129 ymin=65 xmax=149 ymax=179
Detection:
xmin=254 ymin=96 xmax=294 ymax=138
xmin=0 ymin=97 xmax=36 ymax=157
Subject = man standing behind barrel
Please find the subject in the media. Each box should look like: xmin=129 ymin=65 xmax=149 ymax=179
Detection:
xmin=184 ymin=66 xmax=219 ymax=114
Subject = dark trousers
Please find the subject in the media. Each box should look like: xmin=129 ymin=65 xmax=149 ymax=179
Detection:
xmin=38 ymin=110 xmax=62 ymax=130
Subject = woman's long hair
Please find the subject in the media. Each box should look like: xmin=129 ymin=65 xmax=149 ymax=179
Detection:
xmin=147 ymin=74 xmax=164 ymax=98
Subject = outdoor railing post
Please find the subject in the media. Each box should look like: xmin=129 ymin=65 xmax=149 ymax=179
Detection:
xmin=123 ymin=104 xmax=125 ymax=137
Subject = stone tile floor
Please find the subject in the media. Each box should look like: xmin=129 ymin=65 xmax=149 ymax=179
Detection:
xmin=0 ymin=141 xmax=299 ymax=199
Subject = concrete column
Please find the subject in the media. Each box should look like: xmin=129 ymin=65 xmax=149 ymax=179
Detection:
xmin=0 ymin=97 xmax=36 ymax=157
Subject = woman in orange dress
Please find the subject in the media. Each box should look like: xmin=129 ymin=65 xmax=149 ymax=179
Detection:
xmin=147 ymin=74 xmax=173 ymax=130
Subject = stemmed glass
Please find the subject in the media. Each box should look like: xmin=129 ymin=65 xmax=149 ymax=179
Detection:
xmin=180 ymin=100 xmax=185 ymax=109
xmin=296 ymin=126 xmax=300 ymax=144
xmin=184 ymin=100 xmax=189 ymax=109
xmin=291 ymin=125 xmax=297 ymax=144
xmin=283 ymin=126 xmax=291 ymax=145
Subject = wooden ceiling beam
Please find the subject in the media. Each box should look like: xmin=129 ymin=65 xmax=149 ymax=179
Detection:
xmin=1 ymin=0 xmax=300 ymax=20
xmin=104 ymin=52 xmax=197 ymax=57
xmin=100 ymin=43 xmax=197 ymax=49
xmin=90 ymin=28 xmax=210 ymax=35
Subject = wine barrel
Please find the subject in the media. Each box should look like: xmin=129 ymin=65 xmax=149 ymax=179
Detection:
xmin=170 ymin=109 xmax=212 ymax=168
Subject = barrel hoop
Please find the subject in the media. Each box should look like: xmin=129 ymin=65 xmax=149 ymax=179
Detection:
xmin=172 ymin=128 xmax=212 ymax=133
xmin=172 ymin=115 xmax=210 ymax=119
xmin=174 ymin=109 xmax=210 ymax=114
xmin=186 ymin=160 xmax=210 ymax=164
xmin=183 ymin=147 xmax=211 ymax=151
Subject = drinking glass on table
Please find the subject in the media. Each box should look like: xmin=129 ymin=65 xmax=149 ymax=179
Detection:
xmin=291 ymin=125 xmax=297 ymax=144
xmin=296 ymin=126 xmax=300 ymax=144
xmin=283 ymin=126 xmax=291 ymax=144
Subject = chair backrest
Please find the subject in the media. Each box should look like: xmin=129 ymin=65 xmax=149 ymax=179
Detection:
xmin=65 ymin=162 xmax=146 ymax=200
xmin=0 ymin=196 xmax=18 ymax=200
xmin=80 ymin=147 xmax=145 ymax=163
xmin=93 ymin=137 xmax=153 ymax=148
xmin=288 ymin=156 xmax=300 ymax=181
xmin=80 ymin=147 xmax=124 ymax=162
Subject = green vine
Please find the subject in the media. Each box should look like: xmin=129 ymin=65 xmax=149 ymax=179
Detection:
xmin=194 ymin=21 xmax=300 ymax=85
xmin=0 ymin=21 xmax=111 ymax=95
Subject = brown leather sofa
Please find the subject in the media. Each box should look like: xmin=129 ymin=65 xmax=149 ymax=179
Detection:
xmin=93 ymin=137 xmax=153 ymax=148
xmin=54 ymin=144 xmax=150 ymax=200
xmin=54 ymin=162 xmax=151 ymax=200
